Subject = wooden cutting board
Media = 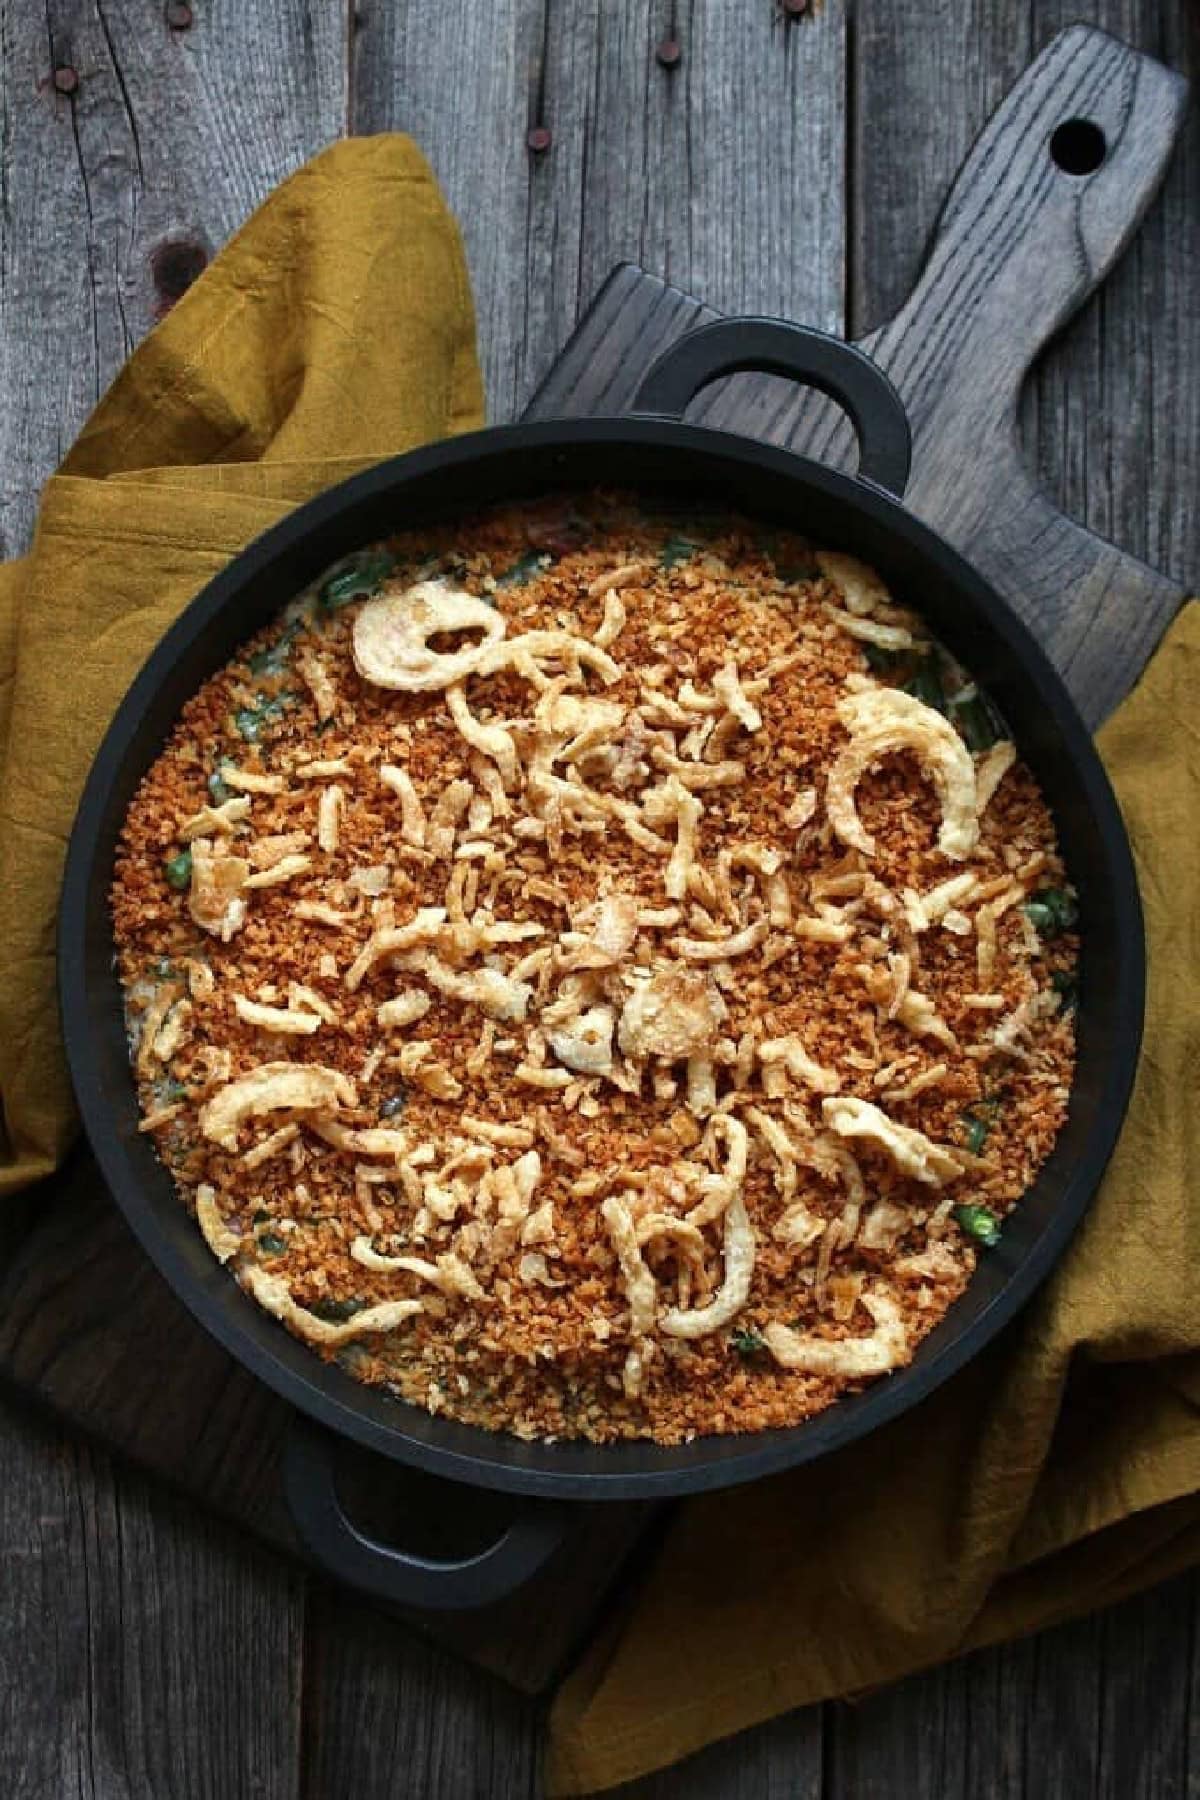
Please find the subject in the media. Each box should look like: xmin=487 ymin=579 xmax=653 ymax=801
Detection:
xmin=0 ymin=25 xmax=1187 ymax=1695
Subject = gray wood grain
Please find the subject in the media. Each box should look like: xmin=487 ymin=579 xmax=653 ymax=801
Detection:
xmin=0 ymin=0 xmax=346 ymax=558
xmin=299 ymin=1582 xmax=543 ymax=1800
xmin=607 ymin=1706 xmax=823 ymax=1799
xmin=354 ymin=0 xmax=846 ymax=421
xmin=0 ymin=6 xmax=342 ymax=1798
xmin=0 ymin=1393 xmax=305 ymax=1800
xmin=0 ymin=4 xmax=1196 ymax=1799
xmin=824 ymin=1573 xmax=1200 ymax=1800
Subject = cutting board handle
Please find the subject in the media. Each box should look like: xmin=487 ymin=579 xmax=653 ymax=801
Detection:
xmin=854 ymin=24 xmax=1188 ymax=480
xmin=790 ymin=23 xmax=1189 ymax=719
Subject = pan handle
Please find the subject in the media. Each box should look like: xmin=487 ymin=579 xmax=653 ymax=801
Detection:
xmin=629 ymin=317 xmax=912 ymax=498
xmin=282 ymin=1413 xmax=572 ymax=1611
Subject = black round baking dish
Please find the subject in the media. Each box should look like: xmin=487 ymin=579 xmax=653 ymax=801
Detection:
xmin=59 ymin=320 xmax=1144 ymax=1609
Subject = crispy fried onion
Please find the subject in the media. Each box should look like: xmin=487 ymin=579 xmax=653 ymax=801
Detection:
xmin=179 ymin=796 xmax=251 ymax=840
xmin=823 ymin=606 xmax=914 ymax=650
xmin=671 ymin=918 xmax=767 ymax=962
xmin=660 ymin=1192 xmax=755 ymax=1339
xmin=241 ymin=1264 xmax=422 ymax=1346
xmin=353 ymin=581 xmax=507 ymax=691
xmin=195 ymin=1183 xmax=240 ymax=1263
xmin=822 ymin=1095 xmax=964 ymax=1186
xmin=815 ymin=551 xmax=891 ymax=617
xmin=353 ymin=579 xmax=620 ymax=693
xmin=546 ymin=1004 xmax=616 ymax=1075
xmin=309 ymin=1117 xmax=411 ymax=1159
xmin=378 ymin=764 xmax=427 ymax=846
xmin=446 ymin=684 xmax=519 ymax=787
xmin=763 ymin=1287 xmax=907 ymax=1376
xmin=685 ymin=1114 xmax=749 ymax=1229
xmin=712 ymin=660 xmax=762 ymax=733
xmin=828 ymin=686 xmax=979 ymax=861
xmin=758 ymin=1033 xmax=839 ymax=1095
xmin=618 ymin=965 xmax=727 ymax=1062
xmin=643 ymin=776 xmax=703 ymax=900
xmin=349 ymin=1238 xmax=486 ymax=1300
xmin=232 ymin=995 xmax=323 ymax=1036
xmin=860 ymin=968 xmax=958 ymax=1049
xmin=601 ymin=1194 xmax=658 ymax=1335
xmin=568 ymin=892 xmax=640 ymax=968
xmin=975 ymin=740 xmax=1016 ymax=815
xmin=416 ymin=954 xmax=533 ymax=1024
xmin=344 ymin=906 xmax=448 ymax=990
xmin=188 ymin=838 xmax=249 ymax=941
xmin=199 ymin=1061 xmax=356 ymax=1151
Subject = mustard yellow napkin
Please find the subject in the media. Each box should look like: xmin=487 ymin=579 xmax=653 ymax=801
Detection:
xmin=0 ymin=130 xmax=1194 ymax=1800
xmin=547 ymin=607 xmax=1200 ymax=1793
xmin=0 ymin=135 xmax=483 ymax=1190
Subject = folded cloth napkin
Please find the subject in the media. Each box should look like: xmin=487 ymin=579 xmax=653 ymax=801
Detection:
xmin=0 ymin=134 xmax=1195 ymax=1800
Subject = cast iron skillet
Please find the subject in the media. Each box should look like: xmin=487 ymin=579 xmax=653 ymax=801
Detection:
xmin=59 ymin=320 xmax=1144 ymax=1610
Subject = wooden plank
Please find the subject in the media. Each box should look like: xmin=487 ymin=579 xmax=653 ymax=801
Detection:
xmin=824 ymin=1572 xmax=1199 ymax=1799
xmin=604 ymin=1707 xmax=823 ymax=1799
xmin=1094 ymin=1573 xmax=1197 ymax=1798
xmin=1019 ymin=1 xmax=1200 ymax=593
xmin=298 ymin=1582 xmax=543 ymax=1800
xmin=351 ymin=0 xmax=550 ymax=424
xmin=0 ymin=1391 xmax=305 ymax=1800
xmin=0 ymin=0 xmax=347 ymax=557
xmin=0 ymin=6 xmax=345 ymax=1796
xmin=353 ymin=0 xmax=846 ymax=420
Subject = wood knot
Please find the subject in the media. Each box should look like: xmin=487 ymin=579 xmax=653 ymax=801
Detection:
xmin=150 ymin=238 xmax=209 ymax=314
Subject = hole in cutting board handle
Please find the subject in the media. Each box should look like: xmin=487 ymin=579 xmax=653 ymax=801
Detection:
xmin=1050 ymin=118 xmax=1107 ymax=176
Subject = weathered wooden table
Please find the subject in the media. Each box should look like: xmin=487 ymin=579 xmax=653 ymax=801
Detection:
xmin=1 ymin=4 xmax=1197 ymax=1795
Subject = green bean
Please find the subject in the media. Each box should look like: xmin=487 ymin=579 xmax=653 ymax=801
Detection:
xmin=308 ymin=1296 xmax=367 ymax=1323
xmin=164 ymin=849 xmax=193 ymax=891
xmin=319 ymin=549 xmax=397 ymax=611
xmin=1024 ymin=887 xmax=1078 ymax=939
xmin=952 ymin=1204 xmax=1002 ymax=1248
xmin=495 ymin=550 xmax=546 ymax=588
xmin=659 ymin=535 xmax=700 ymax=569
xmin=962 ymin=1115 xmax=989 ymax=1155
xmin=953 ymin=693 xmax=999 ymax=751
xmin=247 ymin=621 xmax=301 ymax=675
xmin=904 ymin=655 xmax=948 ymax=713
xmin=235 ymin=692 xmax=293 ymax=742
xmin=1051 ymin=968 xmax=1079 ymax=1011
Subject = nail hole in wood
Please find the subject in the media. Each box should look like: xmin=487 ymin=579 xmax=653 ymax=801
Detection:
xmin=1049 ymin=119 xmax=1107 ymax=177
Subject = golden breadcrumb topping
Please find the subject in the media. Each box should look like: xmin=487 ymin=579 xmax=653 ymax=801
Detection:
xmin=112 ymin=495 xmax=1077 ymax=1444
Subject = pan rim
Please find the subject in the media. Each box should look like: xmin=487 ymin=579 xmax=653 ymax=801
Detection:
xmin=58 ymin=416 xmax=1145 ymax=1500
